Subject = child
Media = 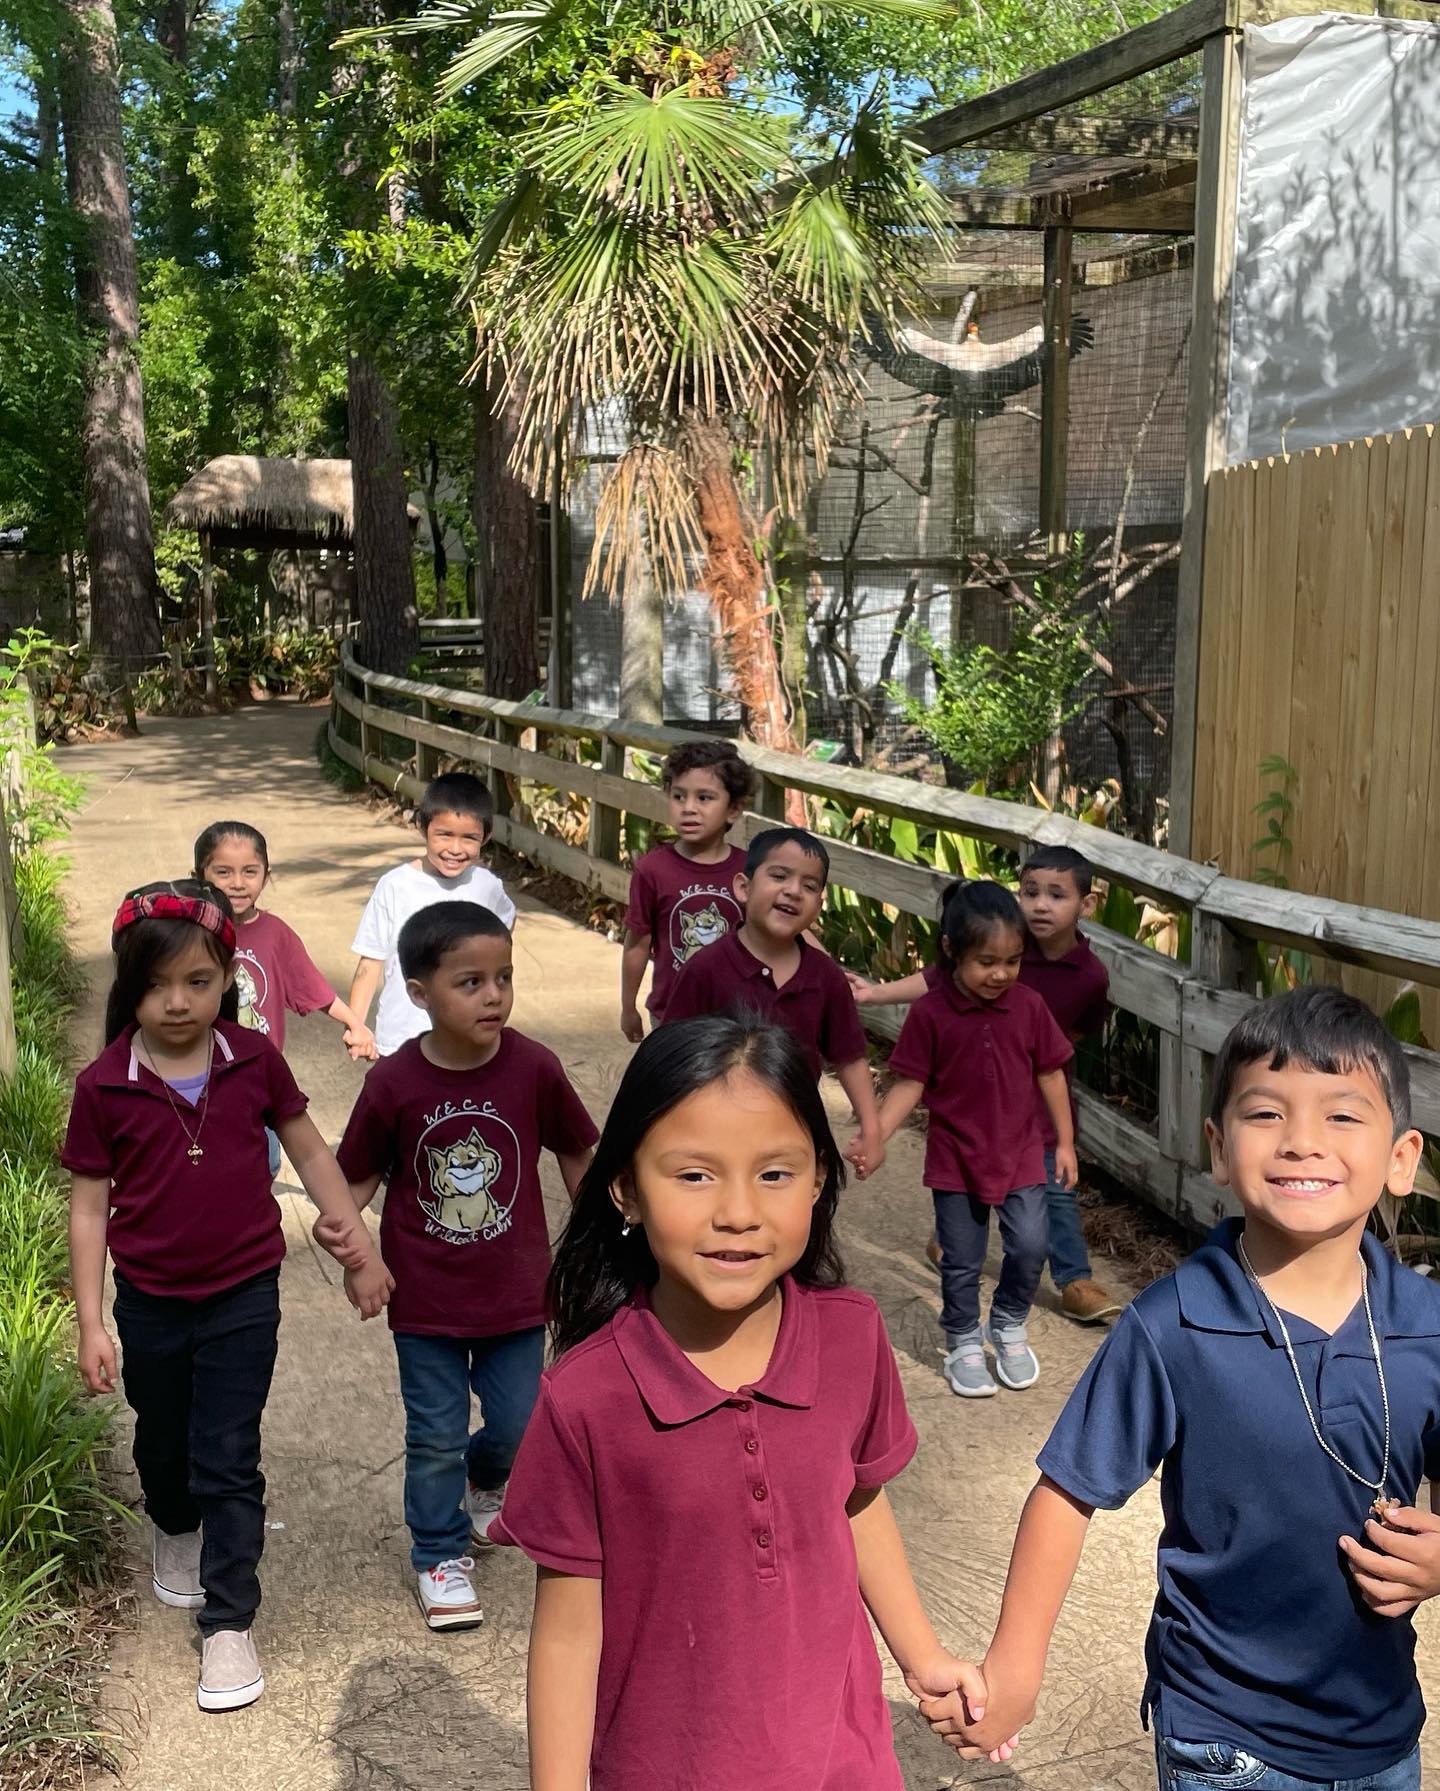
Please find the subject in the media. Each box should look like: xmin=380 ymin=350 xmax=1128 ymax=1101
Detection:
xmin=348 ymin=771 xmax=517 ymax=1057
xmin=663 ymin=826 xmax=884 ymax=1175
xmin=853 ymin=847 xmax=1121 ymax=1324
xmin=489 ymin=1012 xmax=992 ymax=1789
xmin=63 ymin=881 xmax=390 ymax=1713
xmin=322 ymin=901 xmax=597 ymax=1631
xmin=620 ymin=738 xmax=753 ymax=1041
xmin=925 ymin=985 xmax=1440 ymax=1785
xmin=195 ymin=820 xmax=376 ymax=1060
xmin=876 ymin=881 xmax=1074 ymax=1397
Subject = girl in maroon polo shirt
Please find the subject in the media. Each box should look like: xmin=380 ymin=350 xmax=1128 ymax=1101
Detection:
xmin=491 ymin=1013 xmax=1011 ymax=1789
xmin=63 ymin=882 xmax=390 ymax=1716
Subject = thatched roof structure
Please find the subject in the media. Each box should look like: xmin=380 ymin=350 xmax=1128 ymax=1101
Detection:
xmin=164 ymin=456 xmax=418 ymax=551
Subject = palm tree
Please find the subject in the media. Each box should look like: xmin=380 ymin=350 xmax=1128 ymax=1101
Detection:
xmin=344 ymin=0 xmax=949 ymax=747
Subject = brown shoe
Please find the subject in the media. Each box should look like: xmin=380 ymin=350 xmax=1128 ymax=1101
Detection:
xmin=1059 ymin=1279 xmax=1123 ymax=1324
xmin=925 ymin=1236 xmax=943 ymax=1276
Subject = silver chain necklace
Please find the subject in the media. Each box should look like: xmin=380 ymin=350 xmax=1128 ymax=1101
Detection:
xmin=1236 ymin=1236 xmax=1392 ymax=1513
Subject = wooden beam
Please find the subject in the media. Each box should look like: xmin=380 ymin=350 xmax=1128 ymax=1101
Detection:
xmin=1065 ymin=159 xmax=1197 ymax=230
xmin=1169 ymin=27 xmax=1244 ymax=856
xmin=976 ymin=115 xmax=1200 ymax=160
xmin=914 ymin=0 xmax=1227 ymax=157
xmin=1041 ymin=225 xmax=1074 ymax=558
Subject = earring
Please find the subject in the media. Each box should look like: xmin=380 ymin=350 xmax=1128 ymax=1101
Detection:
xmin=620 ymin=1220 xmax=633 ymax=1238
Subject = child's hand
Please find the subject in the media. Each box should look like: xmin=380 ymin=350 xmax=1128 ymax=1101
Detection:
xmin=620 ymin=1005 xmax=645 ymax=1045
xmin=845 ymin=1130 xmax=885 ymax=1180
xmin=920 ymin=1652 xmax=1034 ymax=1761
xmin=77 ymin=1322 xmax=118 ymax=1395
xmin=313 ymin=1211 xmax=373 ymax=1271
xmin=844 ymin=971 xmax=876 ymax=1005
xmin=1341 ymin=1504 xmax=1440 ymax=1616
xmin=344 ymin=1254 xmax=394 ymax=1321
xmin=343 ymin=1023 xmax=377 ymax=1061
xmin=1053 ymin=1144 xmax=1078 ymax=1189
xmin=905 ymin=1650 xmax=1016 ymax=1763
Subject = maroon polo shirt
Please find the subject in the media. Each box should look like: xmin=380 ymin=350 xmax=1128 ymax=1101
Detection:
xmin=232 ymin=909 xmax=336 ymax=1050
xmin=890 ymin=977 xmax=1071 ymax=1202
xmin=336 ymin=1029 xmax=597 ymax=1337
xmin=491 ymin=1279 xmax=916 ymax=1789
xmin=61 ymin=1021 xmax=308 ymax=1299
xmin=624 ymin=842 xmax=747 ymax=1018
xmin=663 ymin=929 xmax=867 ymax=1076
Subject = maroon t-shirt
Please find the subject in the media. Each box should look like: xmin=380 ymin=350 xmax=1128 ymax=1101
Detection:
xmin=61 ymin=1021 xmax=308 ymax=1299
xmin=336 ymin=1030 xmax=598 ymax=1338
xmin=664 ymin=929 xmax=867 ymax=1077
xmin=232 ymin=909 xmax=337 ymax=1050
xmin=890 ymin=977 xmax=1071 ymax=1201
xmin=624 ymin=843 xmax=747 ymax=1017
xmin=492 ymin=1280 xmax=916 ymax=1790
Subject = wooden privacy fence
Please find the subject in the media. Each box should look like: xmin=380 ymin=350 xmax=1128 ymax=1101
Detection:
xmin=330 ymin=642 xmax=1440 ymax=1231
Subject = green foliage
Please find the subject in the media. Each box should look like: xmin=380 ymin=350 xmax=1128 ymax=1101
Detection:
xmin=1251 ymin=753 xmax=1297 ymax=888
xmin=314 ymin=718 xmax=366 ymax=793
xmin=890 ymin=539 xmax=1099 ymax=792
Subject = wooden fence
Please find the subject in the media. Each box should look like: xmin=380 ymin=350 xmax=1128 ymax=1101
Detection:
xmin=330 ymin=642 xmax=1440 ymax=1231
xmin=1192 ymin=425 xmax=1440 ymax=1022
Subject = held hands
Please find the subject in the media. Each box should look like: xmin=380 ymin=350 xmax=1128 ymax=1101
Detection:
xmin=1053 ymin=1144 xmax=1078 ymax=1190
xmin=844 ymin=1130 xmax=886 ymax=1181
xmin=344 ymin=1253 xmax=395 ymax=1321
xmin=844 ymin=970 xmax=877 ymax=1006
xmin=1341 ymin=1503 xmax=1440 ymax=1616
xmin=917 ymin=1652 xmax=1033 ymax=1762
xmin=343 ymin=1023 xmax=378 ymax=1062
xmin=77 ymin=1322 xmax=118 ymax=1394
xmin=620 ymin=1005 xmax=645 ymax=1045
xmin=313 ymin=1211 xmax=375 ymax=1273
xmin=905 ymin=1650 xmax=1020 ymax=1764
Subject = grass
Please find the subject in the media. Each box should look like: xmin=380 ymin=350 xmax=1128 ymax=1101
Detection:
xmin=314 ymin=716 xmax=365 ymax=793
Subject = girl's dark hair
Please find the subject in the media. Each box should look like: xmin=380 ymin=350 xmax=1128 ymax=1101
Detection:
xmin=105 ymin=879 xmax=240 ymax=1043
xmin=938 ymin=879 xmax=1025 ymax=965
xmin=193 ymin=820 xmax=270 ymax=881
xmin=549 ymin=1013 xmax=846 ymax=1356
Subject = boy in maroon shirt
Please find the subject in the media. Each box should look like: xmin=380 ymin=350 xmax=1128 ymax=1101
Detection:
xmin=664 ymin=826 xmax=885 ymax=1176
xmin=323 ymin=901 xmax=597 ymax=1631
xmin=620 ymin=739 xmax=754 ymax=1039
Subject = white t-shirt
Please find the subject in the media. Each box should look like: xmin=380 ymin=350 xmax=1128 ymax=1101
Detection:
xmin=351 ymin=859 xmax=517 ymax=1056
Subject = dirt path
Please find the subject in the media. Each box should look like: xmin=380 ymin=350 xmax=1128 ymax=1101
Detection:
xmin=59 ymin=701 xmax=1439 ymax=1790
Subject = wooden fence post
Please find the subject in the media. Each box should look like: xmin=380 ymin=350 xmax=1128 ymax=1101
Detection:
xmin=417 ymin=698 xmax=441 ymax=783
xmin=588 ymin=738 xmax=626 ymax=870
xmin=490 ymin=720 xmax=519 ymax=823
xmin=754 ymin=771 xmax=787 ymax=823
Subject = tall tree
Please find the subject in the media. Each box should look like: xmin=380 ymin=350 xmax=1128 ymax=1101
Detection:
xmin=57 ymin=0 xmax=162 ymax=669
xmin=348 ymin=353 xmax=419 ymax=675
xmin=472 ymin=362 xmax=540 ymax=701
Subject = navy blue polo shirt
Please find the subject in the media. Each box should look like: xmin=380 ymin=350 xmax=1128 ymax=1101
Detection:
xmin=1039 ymin=1220 xmax=1440 ymax=1778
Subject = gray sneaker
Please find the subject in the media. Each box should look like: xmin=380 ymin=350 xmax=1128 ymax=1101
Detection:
xmin=985 ymin=1316 xmax=1040 ymax=1390
xmin=197 ymin=1628 xmax=264 ymax=1712
xmin=152 ymin=1525 xmax=204 ymax=1609
xmin=941 ymin=1331 xmax=998 ymax=1398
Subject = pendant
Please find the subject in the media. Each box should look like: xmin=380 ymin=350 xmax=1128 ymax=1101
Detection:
xmin=187 ymin=1143 xmax=204 ymax=1163
xmin=1372 ymin=1492 xmax=1398 ymax=1523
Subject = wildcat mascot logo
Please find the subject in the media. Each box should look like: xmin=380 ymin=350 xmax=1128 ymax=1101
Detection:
xmin=414 ymin=1101 xmax=520 ymax=1245
xmin=669 ymin=886 xmax=741 ymax=971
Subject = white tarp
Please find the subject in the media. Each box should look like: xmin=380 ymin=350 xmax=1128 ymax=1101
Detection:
xmin=1226 ymin=13 xmax=1440 ymax=464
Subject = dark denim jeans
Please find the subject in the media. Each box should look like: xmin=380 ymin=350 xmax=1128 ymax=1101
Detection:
xmin=932 ymin=1184 xmax=1048 ymax=1337
xmin=113 ymin=1267 xmax=280 ymax=1634
xmin=1157 ymin=1737 xmax=1420 ymax=1791
xmin=1043 ymin=1146 xmax=1093 ymax=1288
xmin=392 ymin=1326 xmax=545 ymax=1570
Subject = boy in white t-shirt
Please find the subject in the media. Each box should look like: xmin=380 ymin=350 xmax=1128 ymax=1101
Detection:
xmin=348 ymin=773 xmax=517 ymax=1056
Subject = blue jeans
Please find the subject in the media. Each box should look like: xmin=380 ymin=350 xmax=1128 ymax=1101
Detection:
xmin=392 ymin=1327 xmax=545 ymax=1570
xmin=932 ymin=1184 xmax=1048 ymax=1337
xmin=1044 ymin=1147 xmax=1093 ymax=1287
xmin=1157 ymin=1737 xmax=1420 ymax=1791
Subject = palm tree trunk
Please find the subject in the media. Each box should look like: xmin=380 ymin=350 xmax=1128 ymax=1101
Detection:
xmin=347 ymin=354 xmax=419 ymax=676
xmin=618 ymin=512 xmax=663 ymax=723
xmin=58 ymin=0 xmax=162 ymax=672
xmin=682 ymin=415 xmax=798 ymax=755
xmin=474 ymin=367 xmax=541 ymax=702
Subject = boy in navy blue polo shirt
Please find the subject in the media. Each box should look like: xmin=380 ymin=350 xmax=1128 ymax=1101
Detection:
xmin=921 ymin=985 xmax=1440 ymax=1785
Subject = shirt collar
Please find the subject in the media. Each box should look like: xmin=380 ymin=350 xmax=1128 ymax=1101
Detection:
xmin=102 ymin=1022 xmax=243 ymax=1090
xmin=935 ymin=971 xmax=1012 ymax=1015
xmin=1177 ymin=1218 xmax=1440 ymax=1343
xmin=1022 ymin=931 xmax=1089 ymax=971
xmin=731 ymin=930 xmax=816 ymax=986
xmin=614 ymin=1276 xmax=819 ymax=1427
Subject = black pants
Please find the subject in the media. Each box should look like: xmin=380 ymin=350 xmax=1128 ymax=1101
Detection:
xmin=113 ymin=1267 xmax=280 ymax=1634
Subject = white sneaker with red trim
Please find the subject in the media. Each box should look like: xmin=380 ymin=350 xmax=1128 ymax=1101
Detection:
xmin=415 ymin=1557 xmax=484 ymax=1631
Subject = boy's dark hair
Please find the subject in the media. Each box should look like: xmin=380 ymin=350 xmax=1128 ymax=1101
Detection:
xmin=1020 ymin=844 xmax=1094 ymax=896
xmin=549 ymin=1014 xmax=845 ymax=1355
xmin=417 ymin=771 xmax=495 ymax=836
xmin=938 ymin=879 xmax=1025 ymax=965
xmin=193 ymin=820 xmax=269 ymax=881
xmin=1208 ymin=984 xmax=1411 ymax=1134
xmin=105 ymin=879 xmax=239 ymax=1044
xmin=399 ymin=900 xmax=511 ymax=982
xmin=744 ymin=826 xmax=829 ymax=884
xmin=661 ymin=738 xmax=755 ymax=807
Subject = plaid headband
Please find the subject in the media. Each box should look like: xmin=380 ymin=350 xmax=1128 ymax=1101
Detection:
xmin=112 ymin=888 xmax=236 ymax=953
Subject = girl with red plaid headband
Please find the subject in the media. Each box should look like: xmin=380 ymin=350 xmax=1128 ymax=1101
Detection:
xmin=62 ymin=880 xmax=394 ymax=1715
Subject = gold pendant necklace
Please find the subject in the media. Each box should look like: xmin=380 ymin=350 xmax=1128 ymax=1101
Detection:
xmin=139 ymin=1032 xmax=215 ymax=1166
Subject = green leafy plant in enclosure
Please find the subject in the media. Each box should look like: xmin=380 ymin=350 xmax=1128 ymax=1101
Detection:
xmin=1252 ymin=754 xmax=1297 ymax=887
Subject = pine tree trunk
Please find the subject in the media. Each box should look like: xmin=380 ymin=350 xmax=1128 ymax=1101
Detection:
xmin=58 ymin=0 xmax=162 ymax=672
xmin=347 ymin=354 xmax=419 ymax=676
xmin=682 ymin=415 xmax=798 ymax=754
xmin=474 ymin=367 xmax=540 ymax=702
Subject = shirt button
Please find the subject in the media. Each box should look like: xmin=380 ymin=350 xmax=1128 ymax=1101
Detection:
xmin=753 ymin=1485 xmax=768 ymax=1501
xmin=735 ymin=1399 xmax=751 ymax=1412
xmin=744 ymin=1438 xmax=759 ymax=1454
xmin=756 ymin=1532 xmax=771 ymax=1548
